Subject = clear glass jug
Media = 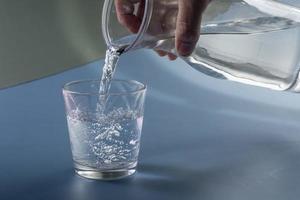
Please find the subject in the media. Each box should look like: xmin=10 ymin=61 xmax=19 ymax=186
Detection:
xmin=102 ymin=0 xmax=300 ymax=91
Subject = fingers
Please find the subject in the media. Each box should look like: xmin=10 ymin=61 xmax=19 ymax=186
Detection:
xmin=168 ymin=53 xmax=177 ymax=61
xmin=155 ymin=50 xmax=177 ymax=61
xmin=176 ymin=0 xmax=210 ymax=57
xmin=156 ymin=50 xmax=168 ymax=57
xmin=115 ymin=0 xmax=209 ymax=60
xmin=114 ymin=0 xmax=144 ymax=33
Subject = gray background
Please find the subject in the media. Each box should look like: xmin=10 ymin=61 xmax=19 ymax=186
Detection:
xmin=0 ymin=0 xmax=105 ymax=89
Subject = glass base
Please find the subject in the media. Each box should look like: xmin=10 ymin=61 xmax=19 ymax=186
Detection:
xmin=74 ymin=163 xmax=136 ymax=180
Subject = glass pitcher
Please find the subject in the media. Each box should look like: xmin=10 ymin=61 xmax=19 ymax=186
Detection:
xmin=102 ymin=0 xmax=300 ymax=91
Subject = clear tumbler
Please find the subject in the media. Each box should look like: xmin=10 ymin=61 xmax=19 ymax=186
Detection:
xmin=63 ymin=80 xmax=146 ymax=180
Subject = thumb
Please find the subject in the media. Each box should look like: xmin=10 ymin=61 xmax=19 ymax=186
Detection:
xmin=176 ymin=0 xmax=209 ymax=57
xmin=115 ymin=0 xmax=144 ymax=33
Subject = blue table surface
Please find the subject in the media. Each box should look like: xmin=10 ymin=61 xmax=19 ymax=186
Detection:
xmin=1 ymin=50 xmax=300 ymax=200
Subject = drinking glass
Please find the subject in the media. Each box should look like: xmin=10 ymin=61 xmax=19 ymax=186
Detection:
xmin=62 ymin=79 xmax=146 ymax=180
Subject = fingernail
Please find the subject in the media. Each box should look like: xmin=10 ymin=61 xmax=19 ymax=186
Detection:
xmin=156 ymin=50 xmax=167 ymax=57
xmin=178 ymin=42 xmax=193 ymax=57
xmin=120 ymin=4 xmax=132 ymax=14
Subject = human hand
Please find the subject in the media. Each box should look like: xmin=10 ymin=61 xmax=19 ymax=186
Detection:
xmin=114 ymin=0 xmax=210 ymax=60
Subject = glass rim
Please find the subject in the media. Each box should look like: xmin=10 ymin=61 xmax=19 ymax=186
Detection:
xmin=102 ymin=0 xmax=153 ymax=53
xmin=62 ymin=79 xmax=147 ymax=96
